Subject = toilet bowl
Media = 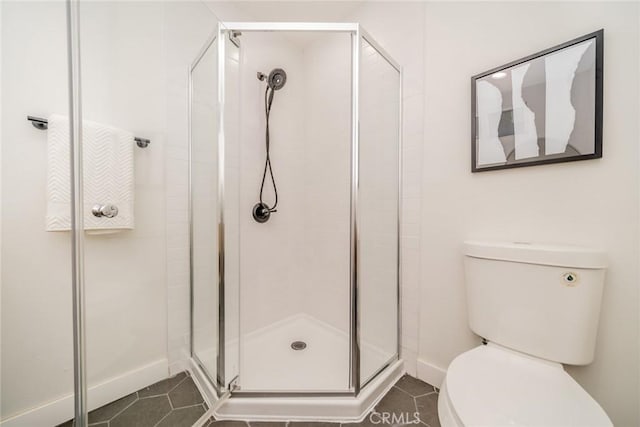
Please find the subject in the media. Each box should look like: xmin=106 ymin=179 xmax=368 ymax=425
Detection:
xmin=438 ymin=344 xmax=612 ymax=427
xmin=439 ymin=241 xmax=613 ymax=427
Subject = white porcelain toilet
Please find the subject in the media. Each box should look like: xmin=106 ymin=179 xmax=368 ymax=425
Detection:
xmin=438 ymin=241 xmax=613 ymax=427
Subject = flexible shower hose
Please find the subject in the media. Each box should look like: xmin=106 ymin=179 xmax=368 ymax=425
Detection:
xmin=258 ymin=84 xmax=278 ymax=213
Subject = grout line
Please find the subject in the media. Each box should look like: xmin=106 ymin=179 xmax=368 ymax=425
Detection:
xmin=138 ymin=372 xmax=188 ymax=399
xmin=152 ymin=408 xmax=173 ymax=427
xmin=171 ymin=398 xmax=207 ymax=410
xmin=413 ymin=391 xmax=437 ymax=398
xmin=107 ymin=392 xmax=140 ymax=422
xmin=166 ymin=373 xmax=190 ymax=395
xmin=391 ymin=385 xmax=414 ymax=398
xmin=175 ymin=402 xmax=208 ymax=410
xmin=139 ymin=392 xmax=172 ymax=400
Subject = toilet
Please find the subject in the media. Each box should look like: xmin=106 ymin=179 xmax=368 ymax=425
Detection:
xmin=438 ymin=241 xmax=613 ymax=427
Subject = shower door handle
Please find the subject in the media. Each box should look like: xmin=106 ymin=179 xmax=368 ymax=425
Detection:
xmin=92 ymin=204 xmax=119 ymax=218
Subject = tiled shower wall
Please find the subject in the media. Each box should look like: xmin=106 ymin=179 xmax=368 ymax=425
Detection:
xmin=237 ymin=32 xmax=310 ymax=335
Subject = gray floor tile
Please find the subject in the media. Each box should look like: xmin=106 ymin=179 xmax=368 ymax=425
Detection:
xmin=169 ymin=376 xmax=205 ymax=409
xmin=415 ymin=393 xmax=439 ymax=427
xmin=88 ymin=423 xmax=109 ymax=427
xmin=88 ymin=391 xmax=138 ymax=423
xmin=55 ymin=421 xmax=74 ymax=427
xmin=156 ymin=404 xmax=207 ymax=427
xmin=394 ymin=375 xmax=434 ymax=397
xmin=110 ymin=395 xmax=172 ymax=427
xmin=375 ymin=387 xmax=417 ymax=417
xmin=138 ymin=372 xmax=187 ymax=398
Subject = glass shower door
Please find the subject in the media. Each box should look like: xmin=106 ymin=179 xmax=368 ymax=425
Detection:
xmin=1 ymin=2 xmax=76 ymax=425
xmin=190 ymin=32 xmax=221 ymax=387
xmin=190 ymin=27 xmax=241 ymax=393
xmin=358 ymin=34 xmax=401 ymax=385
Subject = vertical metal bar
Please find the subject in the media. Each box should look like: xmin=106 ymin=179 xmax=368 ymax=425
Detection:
xmin=66 ymin=0 xmax=87 ymax=425
xmin=216 ymin=23 xmax=227 ymax=391
xmin=350 ymin=26 xmax=361 ymax=395
xmin=188 ymin=59 xmax=194 ymax=361
xmin=397 ymin=66 xmax=403 ymax=360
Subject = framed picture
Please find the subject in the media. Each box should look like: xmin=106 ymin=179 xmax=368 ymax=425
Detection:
xmin=471 ymin=29 xmax=603 ymax=172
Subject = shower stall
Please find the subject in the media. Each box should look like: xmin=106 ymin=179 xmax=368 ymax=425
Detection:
xmin=189 ymin=22 xmax=402 ymax=419
xmin=0 ymin=3 xmax=401 ymax=424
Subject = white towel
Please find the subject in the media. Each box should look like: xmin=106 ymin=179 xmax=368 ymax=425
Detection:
xmin=46 ymin=114 xmax=134 ymax=233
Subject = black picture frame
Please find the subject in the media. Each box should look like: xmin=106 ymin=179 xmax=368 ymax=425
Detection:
xmin=471 ymin=29 xmax=603 ymax=172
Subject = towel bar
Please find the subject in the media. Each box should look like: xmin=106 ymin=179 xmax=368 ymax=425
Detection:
xmin=27 ymin=116 xmax=151 ymax=148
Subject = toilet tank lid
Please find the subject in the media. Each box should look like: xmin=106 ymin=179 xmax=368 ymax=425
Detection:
xmin=464 ymin=240 xmax=607 ymax=269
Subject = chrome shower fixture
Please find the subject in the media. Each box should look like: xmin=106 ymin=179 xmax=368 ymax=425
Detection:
xmin=257 ymin=68 xmax=287 ymax=90
xmin=252 ymin=202 xmax=274 ymax=223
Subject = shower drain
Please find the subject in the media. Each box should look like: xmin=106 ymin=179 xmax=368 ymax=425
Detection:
xmin=291 ymin=341 xmax=307 ymax=351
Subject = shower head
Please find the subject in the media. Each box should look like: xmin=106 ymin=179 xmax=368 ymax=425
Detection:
xmin=267 ymin=68 xmax=287 ymax=90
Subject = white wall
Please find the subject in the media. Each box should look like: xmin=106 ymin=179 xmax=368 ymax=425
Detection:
xmin=79 ymin=0 xmax=168 ymax=389
xmin=419 ymin=2 xmax=639 ymax=426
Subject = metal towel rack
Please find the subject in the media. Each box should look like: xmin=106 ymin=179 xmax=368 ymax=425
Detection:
xmin=27 ymin=116 xmax=151 ymax=148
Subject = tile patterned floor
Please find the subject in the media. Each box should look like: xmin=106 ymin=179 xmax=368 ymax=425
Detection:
xmin=57 ymin=373 xmax=439 ymax=427
xmin=56 ymin=372 xmax=208 ymax=427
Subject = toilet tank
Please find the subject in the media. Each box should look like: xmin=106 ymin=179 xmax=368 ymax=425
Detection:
xmin=464 ymin=241 xmax=607 ymax=365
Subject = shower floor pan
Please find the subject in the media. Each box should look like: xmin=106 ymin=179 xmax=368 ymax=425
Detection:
xmin=191 ymin=314 xmax=404 ymax=422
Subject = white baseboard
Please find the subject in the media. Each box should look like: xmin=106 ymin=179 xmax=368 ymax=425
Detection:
xmin=169 ymin=358 xmax=190 ymax=377
xmin=416 ymin=358 xmax=446 ymax=388
xmin=1 ymin=359 xmax=168 ymax=427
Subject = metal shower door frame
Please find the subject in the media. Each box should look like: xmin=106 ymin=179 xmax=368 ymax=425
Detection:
xmin=188 ymin=25 xmax=224 ymax=397
xmin=65 ymin=0 xmax=88 ymax=425
xmin=195 ymin=21 xmax=403 ymax=398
